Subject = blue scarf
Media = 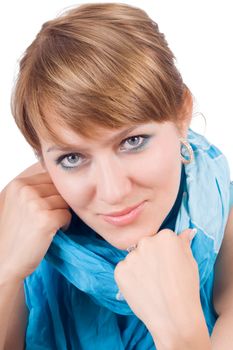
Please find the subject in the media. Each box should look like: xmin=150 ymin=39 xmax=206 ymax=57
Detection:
xmin=24 ymin=129 xmax=231 ymax=349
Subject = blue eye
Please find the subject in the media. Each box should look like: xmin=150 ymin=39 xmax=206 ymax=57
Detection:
xmin=55 ymin=153 xmax=84 ymax=171
xmin=120 ymin=135 xmax=151 ymax=152
xmin=55 ymin=134 xmax=151 ymax=171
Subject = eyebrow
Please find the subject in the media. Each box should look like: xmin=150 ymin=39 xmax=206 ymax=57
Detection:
xmin=46 ymin=125 xmax=140 ymax=153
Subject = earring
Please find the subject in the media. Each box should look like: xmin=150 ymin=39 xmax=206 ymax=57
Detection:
xmin=179 ymin=138 xmax=194 ymax=164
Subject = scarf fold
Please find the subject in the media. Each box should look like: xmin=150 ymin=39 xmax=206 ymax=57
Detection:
xmin=24 ymin=129 xmax=231 ymax=349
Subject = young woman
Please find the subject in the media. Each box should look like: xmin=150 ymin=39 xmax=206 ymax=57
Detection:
xmin=0 ymin=3 xmax=233 ymax=349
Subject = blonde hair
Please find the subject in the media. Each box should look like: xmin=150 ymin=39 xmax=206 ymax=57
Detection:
xmin=11 ymin=2 xmax=191 ymax=157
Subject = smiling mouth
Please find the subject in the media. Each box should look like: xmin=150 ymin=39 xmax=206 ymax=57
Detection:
xmin=100 ymin=201 xmax=146 ymax=227
xmin=102 ymin=201 xmax=144 ymax=217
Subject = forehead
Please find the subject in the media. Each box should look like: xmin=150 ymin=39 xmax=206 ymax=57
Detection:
xmin=42 ymin=122 xmax=156 ymax=153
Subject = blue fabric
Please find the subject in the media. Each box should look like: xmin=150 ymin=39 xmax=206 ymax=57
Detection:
xmin=24 ymin=129 xmax=231 ymax=349
xmin=159 ymin=165 xmax=185 ymax=231
xmin=230 ymin=181 xmax=233 ymax=209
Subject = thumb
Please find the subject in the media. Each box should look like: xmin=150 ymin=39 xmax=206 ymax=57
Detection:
xmin=179 ymin=228 xmax=197 ymax=245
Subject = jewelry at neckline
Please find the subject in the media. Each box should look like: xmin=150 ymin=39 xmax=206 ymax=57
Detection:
xmin=126 ymin=244 xmax=137 ymax=253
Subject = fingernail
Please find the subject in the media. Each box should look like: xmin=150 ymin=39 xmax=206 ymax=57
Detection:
xmin=116 ymin=290 xmax=125 ymax=301
xmin=190 ymin=228 xmax=197 ymax=240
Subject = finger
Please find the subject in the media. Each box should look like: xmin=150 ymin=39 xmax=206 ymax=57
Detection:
xmin=60 ymin=209 xmax=73 ymax=232
xmin=46 ymin=208 xmax=72 ymax=233
xmin=179 ymin=228 xmax=197 ymax=245
xmin=156 ymin=228 xmax=176 ymax=237
xmin=11 ymin=182 xmax=60 ymax=203
xmin=22 ymin=183 xmax=61 ymax=199
xmin=32 ymin=195 xmax=70 ymax=211
xmin=14 ymin=171 xmax=53 ymax=186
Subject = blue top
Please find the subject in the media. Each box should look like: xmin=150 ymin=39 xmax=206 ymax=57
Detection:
xmin=230 ymin=181 xmax=233 ymax=209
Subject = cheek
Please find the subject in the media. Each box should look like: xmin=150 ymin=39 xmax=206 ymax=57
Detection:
xmin=44 ymin=166 xmax=90 ymax=209
xmin=143 ymin=136 xmax=182 ymax=218
xmin=129 ymin=136 xmax=181 ymax=191
xmin=156 ymin=139 xmax=181 ymax=184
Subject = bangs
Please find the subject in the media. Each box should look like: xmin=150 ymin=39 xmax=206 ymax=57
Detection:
xmin=11 ymin=2 xmax=187 ymax=155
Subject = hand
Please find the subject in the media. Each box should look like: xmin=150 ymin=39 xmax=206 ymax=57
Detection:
xmin=0 ymin=162 xmax=72 ymax=283
xmin=114 ymin=228 xmax=210 ymax=349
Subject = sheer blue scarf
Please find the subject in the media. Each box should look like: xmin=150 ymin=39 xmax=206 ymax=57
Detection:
xmin=24 ymin=129 xmax=231 ymax=349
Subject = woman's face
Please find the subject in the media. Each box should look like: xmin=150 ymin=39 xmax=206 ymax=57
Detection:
xmin=40 ymin=120 xmax=188 ymax=250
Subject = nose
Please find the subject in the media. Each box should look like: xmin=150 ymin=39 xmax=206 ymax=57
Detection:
xmin=92 ymin=155 xmax=132 ymax=205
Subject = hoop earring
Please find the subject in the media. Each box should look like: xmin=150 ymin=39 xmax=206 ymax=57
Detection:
xmin=179 ymin=138 xmax=194 ymax=164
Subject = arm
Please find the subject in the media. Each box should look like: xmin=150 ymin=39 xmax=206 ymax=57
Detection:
xmin=0 ymin=160 xmax=71 ymax=349
xmin=151 ymin=206 xmax=233 ymax=350
xmin=211 ymin=206 xmax=233 ymax=348
xmin=0 ymin=275 xmax=27 ymax=350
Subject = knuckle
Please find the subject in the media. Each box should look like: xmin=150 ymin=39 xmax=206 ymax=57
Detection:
xmin=19 ymin=184 xmax=35 ymax=200
xmin=8 ymin=178 xmax=24 ymax=193
xmin=157 ymin=229 xmax=176 ymax=242
xmin=158 ymin=229 xmax=174 ymax=236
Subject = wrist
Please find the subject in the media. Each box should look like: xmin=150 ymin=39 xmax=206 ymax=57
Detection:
xmin=150 ymin=310 xmax=211 ymax=350
xmin=152 ymin=330 xmax=211 ymax=350
xmin=0 ymin=261 xmax=23 ymax=287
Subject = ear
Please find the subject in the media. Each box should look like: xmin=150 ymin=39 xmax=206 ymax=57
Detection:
xmin=177 ymin=88 xmax=193 ymax=138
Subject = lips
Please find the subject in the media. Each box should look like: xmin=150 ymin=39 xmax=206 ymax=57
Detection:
xmin=101 ymin=201 xmax=146 ymax=227
xmin=103 ymin=202 xmax=143 ymax=217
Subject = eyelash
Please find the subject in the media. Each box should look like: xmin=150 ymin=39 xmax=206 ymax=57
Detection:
xmin=55 ymin=134 xmax=151 ymax=171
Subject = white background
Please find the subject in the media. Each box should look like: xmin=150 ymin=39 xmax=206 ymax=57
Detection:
xmin=0 ymin=0 xmax=232 ymax=191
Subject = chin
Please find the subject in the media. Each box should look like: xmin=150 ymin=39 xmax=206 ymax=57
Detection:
xmin=88 ymin=205 xmax=163 ymax=250
xmin=103 ymin=229 xmax=157 ymax=251
xmin=112 ymin=242 xmax=135 ymax=251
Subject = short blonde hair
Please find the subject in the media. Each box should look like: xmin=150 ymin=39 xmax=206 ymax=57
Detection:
xmin=11 ymin=2 xmax=191 ymax=156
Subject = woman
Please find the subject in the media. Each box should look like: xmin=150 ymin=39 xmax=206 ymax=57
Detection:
xmin=0 ymin=3 xmax=233 ymax=349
